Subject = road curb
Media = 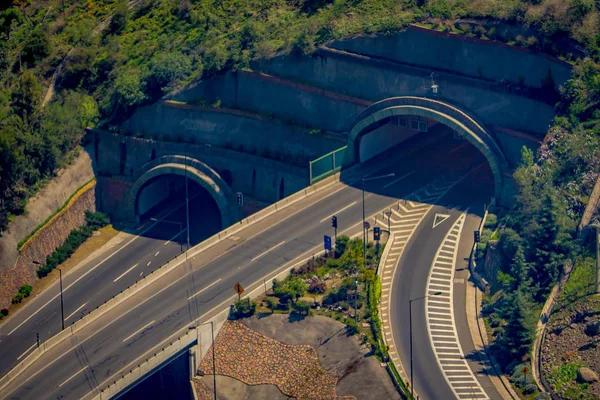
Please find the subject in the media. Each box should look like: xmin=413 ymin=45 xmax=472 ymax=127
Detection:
xmin=0 ymin=172 xmax=343 ymax=395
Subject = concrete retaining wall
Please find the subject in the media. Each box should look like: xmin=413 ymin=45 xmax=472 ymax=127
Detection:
xmin=0 ymin=181 xmax=97 ymax=310
xmin=327 ymin=25 xmax=572 ymax=89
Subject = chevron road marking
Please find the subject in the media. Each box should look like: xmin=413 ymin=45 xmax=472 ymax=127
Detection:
xmin=425 ymin=213 xmax=489 ymax=400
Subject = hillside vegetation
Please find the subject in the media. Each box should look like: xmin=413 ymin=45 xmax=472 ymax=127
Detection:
xmin=0 ymin=0 xmax=599 ymax=395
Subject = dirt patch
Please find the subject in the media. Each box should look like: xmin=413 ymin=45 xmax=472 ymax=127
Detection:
xmin=196 ymin=314 xmax=397 ymax=400
xmin=541 ymin=295 xmax=600 ymax=399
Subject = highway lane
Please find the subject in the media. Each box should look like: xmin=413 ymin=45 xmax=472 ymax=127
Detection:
xmin=1 ymin=130 xmax=484 ymax=399
xmin=0 ymin=191 xmax=221 ymax=378
xmin=390 ymin=159 xmax=501 ymax=400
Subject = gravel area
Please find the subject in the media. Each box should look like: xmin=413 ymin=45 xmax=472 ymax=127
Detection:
xmin=196 ymin=314 xmax=398 ymax=400
xmin=541 ymin=295 xmax=600 ymax=399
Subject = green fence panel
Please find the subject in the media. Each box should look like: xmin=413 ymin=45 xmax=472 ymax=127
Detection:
xmin=309 ymin=146 xmax=346 ymax=184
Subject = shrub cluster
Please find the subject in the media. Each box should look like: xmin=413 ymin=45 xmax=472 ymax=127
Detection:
xmin=231 ymin=298 xmax=257 ymax=319
xmin=36 ymin=212 xmax=109 ymax=278
xmin=11 ymin=284 xmax=32 ymax=304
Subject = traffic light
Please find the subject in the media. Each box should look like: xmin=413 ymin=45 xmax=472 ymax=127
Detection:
xmin=474 ymin=230 xmax=480 ymax=243
xmin=236 ymin=192 xmax=243 ymax=206
xmin=331 ymin=215 xmax=337 ymax=229
xmin=373 ymin=226 xmax=381 ymax=241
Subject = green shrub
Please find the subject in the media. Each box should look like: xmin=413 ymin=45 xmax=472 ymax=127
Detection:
xmin=484 ymin=213 xmax=497 ymax=228
xmin=345 ymin=318 xmax=358 ymax=335
xmin=1 ymin=308 xmax=8 ymax=316
xmin=12 ymin=292 xmax=24 ymax=304
xmin=264 ymin=297 xmax=279 ymax=311
xmin=231 ymin=298 xmax=256 ymax=319
xmin=293 ymin=300 xmax=311 ymax=315
xmin=18 ymin=284 xmax=32 ymax=298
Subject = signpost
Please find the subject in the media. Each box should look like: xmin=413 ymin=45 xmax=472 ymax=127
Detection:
xmin=233 ymin=282 xmax=244 ymax=301
xmin=324 ymin=235 xmax=332 ymax=251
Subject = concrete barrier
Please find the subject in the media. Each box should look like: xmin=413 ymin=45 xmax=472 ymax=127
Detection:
xmin=0 ymin=171 xmax=344 ymax=395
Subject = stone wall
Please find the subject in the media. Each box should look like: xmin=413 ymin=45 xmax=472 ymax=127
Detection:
xmin=0 ymin=148 xmax=95 ymax=274
xmin=327 ymin=25 xmax=572 ymax=89
xmin=0 ymin=182 xmax=97 ymax=310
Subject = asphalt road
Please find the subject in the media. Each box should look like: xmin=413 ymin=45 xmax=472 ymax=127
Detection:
xmin=389 ymin=153 xmax=502 ymax=399
xmin=2 ymin=128 xmax=499 ymax=399
xmin=0 ymin=188 xmax=221 ymax=379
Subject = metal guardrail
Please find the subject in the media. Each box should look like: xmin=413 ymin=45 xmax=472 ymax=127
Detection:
xmin=309 ymin=146 xmax=347 ymax=184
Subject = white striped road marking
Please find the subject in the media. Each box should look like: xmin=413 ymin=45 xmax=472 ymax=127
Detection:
xmin=426 ymin=213 xmax=489 ymax=399
xmin=146 ymin=261 xmax=151 ymax=267
xmin=17 ymin=342 xmax=37 ymax=361
xmin=164 ymin=228 xmax=186 ymax=246
xmin=383 ymin=171 xmax=415 ymax=188
xmin=65 ymin=302 xmax=88 ymax=321
xmin=122 ymin=320 xmax=155 ymax=343
xmin=155 ymin=251 xmax=160 ymax=257
xmin=113 ymin=264 xmax=139 ymax=283
xmin=251 ymin=241 xmax=286 ymax=262
xmin=58 ymin=366 xmax=87 ymax=388
xmin=187 ymin=279 xmax=222 ymax=300
xmin=319 ymin=202 xmax=357 ymax=222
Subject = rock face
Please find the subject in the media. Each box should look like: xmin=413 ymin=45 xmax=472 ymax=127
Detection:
xmin=577 ymin=367 xmax=599 ymax=383
xmin=585 ymin=321 xmax=600 ymax=336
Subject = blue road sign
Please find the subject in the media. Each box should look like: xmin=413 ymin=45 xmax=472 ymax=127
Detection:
xmin=324 ymin=235 xmax=332 ymax=251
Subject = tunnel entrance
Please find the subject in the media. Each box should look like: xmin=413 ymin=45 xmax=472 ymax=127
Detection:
xmin=343 ymin=97 xmax=510 ymax=206
xmin=136 ymin=174 xmax=222 ymax=247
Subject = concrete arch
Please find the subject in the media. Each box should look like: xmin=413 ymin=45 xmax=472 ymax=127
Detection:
xmin=124 ymin=155 xmax=237 ymax=226
xmin=344 ymin=97 xmax=510 ymax=205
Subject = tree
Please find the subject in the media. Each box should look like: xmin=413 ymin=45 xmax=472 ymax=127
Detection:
xmin=499 ymin=290 xmax=537 ymax=361
xmin=11 ymin=70 xmax=42 ymax=118
xmin=146 ymin=51 xmax=193 ymax=96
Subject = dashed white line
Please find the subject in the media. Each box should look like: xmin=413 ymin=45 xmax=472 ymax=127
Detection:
xmin=251 ymin=241 xmax=286 ymax=262
xmin=187 ymin=279 xmax=222 ymax=300
xmin=122 ymin=320 xmax=155 ymax=343
xmin=383 ymin=171 xmax=415 ymax=188
xmin=16 ymin=342 xmax=37 ymax=361
xmin=65 ymin=302 xmax=88 ymax=321
xmin=146 ymin=261 xmax=151 ymax=267
xmin=155 ymin=251 xmax=160 ymax=257
xmin=113 ymin=264 xmax=139 ymax=283
xmin=58 ymin=366 xmax=87 ymax=388
xmin=319 ymin=202 xmax=358 ymax=222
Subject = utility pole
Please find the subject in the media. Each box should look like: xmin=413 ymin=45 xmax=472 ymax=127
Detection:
xmin=361 ymin=173 xmax=395 ymax=269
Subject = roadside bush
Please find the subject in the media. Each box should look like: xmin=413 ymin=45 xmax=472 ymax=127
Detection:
xmin=12 ymin=292 xmax=24 ymax=304
xmin=18 ymin=284 xmax=32 ymax=298
xmin=264 ymin=297 xmax=278 ymax=311
xmin=345 ymin=318 xmax=358 ymax=335
xmin=231 ymin=298 xmax=256 ymax=319
xmin=1 ymin=309 xmax=8 ymax=316
xmin=485 ymin=213 xmax=498 ymax=228
xmin=36 ymin=212 xmax=110 ymax=278
xmin=308 ymin=281 xmax=326 ymax=294
xmin=293 ymin=300 xmax=311 ymax=315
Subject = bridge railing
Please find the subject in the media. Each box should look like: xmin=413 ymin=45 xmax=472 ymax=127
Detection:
xmin=309 ymin=146 xmax=347 ymax=184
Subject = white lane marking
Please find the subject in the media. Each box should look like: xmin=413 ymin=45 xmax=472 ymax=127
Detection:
xmin=7 ymin=201 xmax=192 ymax=336
xmin=122 ymin=320 xmax=155 ymax=343
xmin=426 ymin=213 xmax=489 ymax=399
xmin=383 ymin=171 xmax=415 ymax=188
xmin=58 ymin=366 xmax=87 ymax=388
xmin=16 ymin=342 xmax=37 ymax=361
xmin=187 ymin=279 xmax=222 ymax=300
xmin=164 ymin=229 xmax=185 ymax=246
xmin=147 ymin=261 xmax=151 ymax=267
xmin=319 ymin=202 xmax=357 ymax=222
xmin=113 ymin=264 xmax=139 ymax=283
xmin=65 ymin=302 xmax=88 ymax=321
xmin=251 ymin=241 xmax=286 ymax=262
xmin=155 ymin=251 xmax=160 ymax=257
